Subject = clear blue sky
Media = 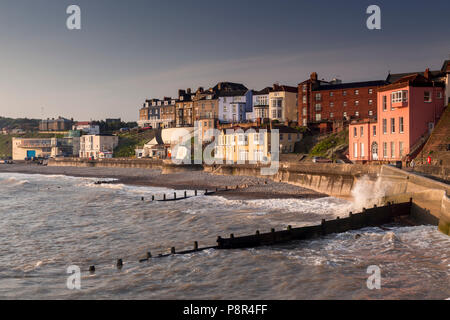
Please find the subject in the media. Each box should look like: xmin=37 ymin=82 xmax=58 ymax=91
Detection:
xmin=0 ymin=0 xmax=449 ymax=121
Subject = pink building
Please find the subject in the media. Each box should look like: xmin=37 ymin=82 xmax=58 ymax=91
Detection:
xmin=349 ymin=70 xmax=446 ymax=163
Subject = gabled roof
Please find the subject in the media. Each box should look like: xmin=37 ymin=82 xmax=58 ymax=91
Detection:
xmin=253 ymin=87 xmax=273 ymax=95
xmin=379 ymin=73 xmax=445 ymax=92
xmin=386 ymin=70 xmax=444 ymax=83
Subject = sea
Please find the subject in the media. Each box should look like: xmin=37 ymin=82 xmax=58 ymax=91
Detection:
xmin=0 ymin=172 xmax=449 ymax=299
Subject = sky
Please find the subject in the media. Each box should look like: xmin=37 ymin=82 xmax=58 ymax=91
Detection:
xmin=0 ymin=0 xmax=449 ymax=122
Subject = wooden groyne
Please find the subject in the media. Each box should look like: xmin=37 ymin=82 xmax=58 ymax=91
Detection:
xmin=217 ymin=201 xmax=412 ymax=249
xmin=87 ymin=200 xmax=425 ymax=272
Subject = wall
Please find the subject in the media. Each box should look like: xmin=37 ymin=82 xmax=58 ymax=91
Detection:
xmin=48 ymin=157 xmax=163 ymax=169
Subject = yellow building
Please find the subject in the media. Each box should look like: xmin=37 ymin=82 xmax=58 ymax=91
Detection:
xmin=214 ymin=125 xmax=301 ymax=163
xmin=268 ymin=84 xmax=298 ymax=122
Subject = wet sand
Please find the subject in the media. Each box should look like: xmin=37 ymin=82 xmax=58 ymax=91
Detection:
xmin=0 ymin=163 xmax=325 ymax=200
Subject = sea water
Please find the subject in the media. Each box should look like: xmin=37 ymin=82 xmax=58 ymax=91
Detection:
xmin=0 ymin=172 xmax=448 ymax=299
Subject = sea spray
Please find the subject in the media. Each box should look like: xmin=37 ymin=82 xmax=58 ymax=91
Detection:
xmin=348 ymin=175 xmax=393 ymax=212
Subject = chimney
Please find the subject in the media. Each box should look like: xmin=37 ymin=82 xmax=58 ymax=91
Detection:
xmin=186 ymin=88 xmax=192 ymax=94
xmin=178 ymin=89 xmax=186 ymax=96
xmin=310 ymin=72 xmax=318 ymax=82
xmin=198 ymin=87 xmax=204 ymax=93
xmin=424 ymin=68 xmax=430 ymax=80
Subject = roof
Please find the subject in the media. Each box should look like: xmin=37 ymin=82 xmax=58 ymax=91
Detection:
xmin=253 ymin=87 xmax=273 ymax=95
xmin=315 ymin=80 xmax=387 ymax=91
xmin=216 ymin=89 xmax=247 ymax=97
xmin=386 ymin=70 xmax=444 ymax=83
xmin=379 ymin=73 xmax=445 ymax=92
xmin=220 ymin=125 xmax=300 ymax=134
xmin=272 ymin=84 xmax=297 ymax=93
xmin=442 ymin=60 xmax=450 ymax=72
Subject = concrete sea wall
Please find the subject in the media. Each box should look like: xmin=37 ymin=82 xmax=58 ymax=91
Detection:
xmin=48 ymin=158 xmax=163 ymax=169
xmin=205 ymin=163 xmax=381 ymax=199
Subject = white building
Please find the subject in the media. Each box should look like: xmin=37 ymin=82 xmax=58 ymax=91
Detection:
xmin=72 ymin=122 xmax=100 ymax=135
xmin=79 ymin=135 xmax=119 ymax=159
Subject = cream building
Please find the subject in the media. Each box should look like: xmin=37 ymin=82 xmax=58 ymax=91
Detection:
xmin=268 ymin=85 xmax=298 ymax=122
xmin=214 ymin=125 xmax=301 ymax=163
xmin=12 ymin=137 xmax=80 ymax=160
xmin=79 ymin=135 xmax=119 ymax=159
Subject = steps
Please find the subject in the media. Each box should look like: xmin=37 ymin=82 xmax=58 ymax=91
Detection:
xmin=417 ymin=106 xmax=450 ymax=165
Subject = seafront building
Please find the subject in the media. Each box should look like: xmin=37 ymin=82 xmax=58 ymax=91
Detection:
xmin=269 ymin=84 xmax=298 ymax=123
xmin=214 ymin=125 xmax=302 ymax=163
xmin=348 ymin=70 xmax=446 ymax=163
xmin=298 ymin=72 xmax=386 ymax=132
xmin=79 ymin=134 xmax=119 ymax=159
xmin=12 ymin=137 xmax=80 ymax=160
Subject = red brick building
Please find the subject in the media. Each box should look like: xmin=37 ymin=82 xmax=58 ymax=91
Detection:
xmin=298 ymin=72 xmax=386 ymax=132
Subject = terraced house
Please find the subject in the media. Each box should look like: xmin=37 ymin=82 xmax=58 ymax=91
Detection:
xmin=138 ymin=98 xmax=161 ymax=128
xmin=269 ymin=84 xmax=298 ymax=123
xmin=175 ymin=89 xmax=195 ymax=127
xmin=349 ymin=70 xmax=446 ymax=163
xmin=298 ymin=72 xmax=386 ymax=132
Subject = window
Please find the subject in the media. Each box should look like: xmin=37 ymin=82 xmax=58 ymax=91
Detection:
xmin=330 ymin=102 xmax=334 ymax=108
xmin=303 ymin=96 xmax=307 ymax=104
xmin=330 ymin=112 xmax=334 ymax=118
xmin=330 ymin=92 xmax=334 ymax=97
xmin=315 ymin=104 xmax=322 ymax=111
xmin=391 ymin=118 xmax=395 ymax=133
xmin=355 ymin=100 xmax=359 ymax=106
xmin=343 ymin=112 xmax=347 ymax=118
xmin=369 ymin=110 xmax=373 ymax=116
xmin=354 ymin=143 xmax=358 ymax=158
xmin=343 ymin=91 xmax=347 ymax=96
xmin=355 ymin=111 xmax=360 ymax=117
xmin=343 ymin=101 xmax=347 ymax=107
xmin=369 ymin=99 xmax=373 ymax=105
xmin=315 ymin=93 xmax=322 ymax=101
xmin=373 ymin=125 xmax=376 ymax=136
xmin=288 ymin=134 xmax=292 ymax=141
xmin=391 ymin=90 xmax=408 ymax=103
xmin=360 ymin=126 xmax=364 ymax=137
xmin=302 ymin=85 xmax=307 ymax=92
xmin=383 ymin=119 xmax=387 ymax=134
xmin=399 ymin=117 xmax=404 ymax=133
xmin=315 ymin=113 xmax=322 ymax=121
xmin=369 ymin=88 xmax=373 ymax=94
xmin=302 ymin=107 xmax=307 ymax=116
xmin=399 ymin=142 xmax=404 ymax=157
xmin=424 ymin=91 xmax=431 ymax=102
xmin=437 ymin=91 xmax=443 ymax=99
xmin=353 ymin=127 xmax=357 ymax=137
xmin=355 ymin=89 xmax=359 ymax=95
xmin=361 ymin=143 xmax=365 ymax=157
xmin=391 ymin=142 xmax=395 ymax=158
xmin=383 ymin=142 xmax=387 ymax=158
xmin=383 ymin=96 xmax=387 ymax=111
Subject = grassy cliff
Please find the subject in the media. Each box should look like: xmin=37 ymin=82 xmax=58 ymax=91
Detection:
xmin=114 ymin=130 xmax=156 ymax=158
